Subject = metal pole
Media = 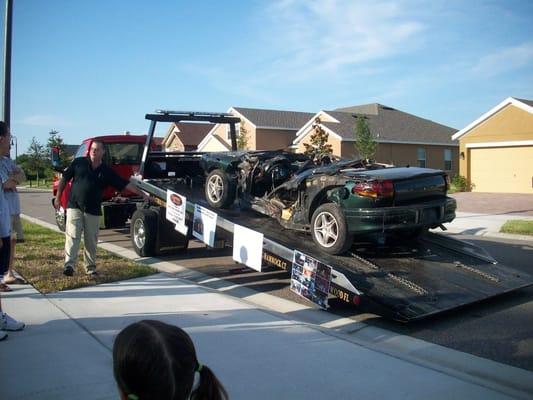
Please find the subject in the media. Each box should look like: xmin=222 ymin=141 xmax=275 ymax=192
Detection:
xmin=3 ymin=0 xmax=13 ymax=126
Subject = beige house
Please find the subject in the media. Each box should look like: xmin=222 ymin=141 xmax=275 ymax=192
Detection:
xmin=293 ymin=104 xmax=459 ymax=176
xmin=452 ymin=97 xmax=533 ymax=193
xmin=198 ymin=107 xmax=314 ymax=151
xmin=162 ymin=122 xmax=214 ymax=151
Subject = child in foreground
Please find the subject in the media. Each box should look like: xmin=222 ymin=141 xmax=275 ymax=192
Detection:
xmin=113 ymin=320 xmax=228 ymax=400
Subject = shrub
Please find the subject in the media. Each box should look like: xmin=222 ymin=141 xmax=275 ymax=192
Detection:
xmin=450 ymin=175 xmax=475 ymax=192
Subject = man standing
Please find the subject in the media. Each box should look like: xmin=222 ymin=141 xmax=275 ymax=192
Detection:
xmin=53 ymin=141 xmax=149 ymax=277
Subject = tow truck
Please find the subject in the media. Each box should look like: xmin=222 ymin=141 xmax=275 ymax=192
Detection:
xmin=128 ymin=110 xmax=533 ymax=322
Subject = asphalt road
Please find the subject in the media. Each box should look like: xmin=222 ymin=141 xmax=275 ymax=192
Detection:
xmin=19 ymin=188 xmax=533 ymax=372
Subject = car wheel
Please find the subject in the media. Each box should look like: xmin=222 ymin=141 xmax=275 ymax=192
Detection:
xmin=311 ymin=203 xmax=353 ymax=255
xmin=130 ymin=209 xmax=157 ymax=257
xmin=55 ymin=208 xmax=66 ymax=232
xmin=205 ymin=169 xmax=235 ymax=209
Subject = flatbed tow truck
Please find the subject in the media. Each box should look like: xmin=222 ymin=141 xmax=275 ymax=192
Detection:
xmin=129 ymin=110 xmax=533 ymax=322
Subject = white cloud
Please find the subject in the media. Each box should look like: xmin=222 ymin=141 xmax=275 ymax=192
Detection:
xmin=262 ymin=0 xmax=425 ymax=78
xmin=17 ymin=115 xmax=71 ymax=127
xmin=470 ymin=42 xmax=533 ymax=78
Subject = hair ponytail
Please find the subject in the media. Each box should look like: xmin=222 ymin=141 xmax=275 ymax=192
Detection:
xmin=192 ymin=364 xmax=228 ymax=400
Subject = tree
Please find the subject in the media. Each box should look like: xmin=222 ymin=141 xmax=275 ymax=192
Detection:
xmin=353 ymin=116 xmax=377 ymax=161
xmin=237 ymin=121 xmax=249 ymax=150
xmin=303 ymin=117 xmax=333 ymax=163
xmin=47 ymin=129 xmax=69 ymax=168
xmin=25 ymin=137 xmax=48 ymax=181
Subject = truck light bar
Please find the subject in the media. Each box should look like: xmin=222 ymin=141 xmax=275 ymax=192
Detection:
xmin=154 ymin=110 xmax=234 ymax=118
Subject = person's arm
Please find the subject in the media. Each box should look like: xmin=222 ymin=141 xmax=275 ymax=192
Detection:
xmin=124 ymin=182 xmax=150 ymax=202
xmin=53 ymin=159 xmax=75 ymax=210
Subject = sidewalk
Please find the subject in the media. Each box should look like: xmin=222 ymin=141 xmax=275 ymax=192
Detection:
xmin=3 ymin=273 xmax=533 ymax=400
xmin=433 ymin=211 xmax=533 ymax=242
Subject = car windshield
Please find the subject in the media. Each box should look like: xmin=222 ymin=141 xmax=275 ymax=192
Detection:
xmin=106 ymin=143 xmax=143 ymax=165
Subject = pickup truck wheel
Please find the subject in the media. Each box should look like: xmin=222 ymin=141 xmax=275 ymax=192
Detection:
xmin=205 ymin=169 xmax=235 ymax=209
xmin=311 ymin=203 xmax=353 ymax=255
xmin=131 ymin=209 xmax=157 ymax=257
xmin=55 ymin=208 xmax=66 ymax=232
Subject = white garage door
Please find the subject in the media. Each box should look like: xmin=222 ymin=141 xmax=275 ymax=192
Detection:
xmin=469 ymin=146 xmax=533 ymax=193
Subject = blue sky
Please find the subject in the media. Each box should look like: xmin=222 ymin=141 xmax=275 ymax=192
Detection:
xmin=1 ymin=0 xmax=532 ymax=156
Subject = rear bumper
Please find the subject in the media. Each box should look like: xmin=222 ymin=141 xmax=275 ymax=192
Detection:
xmin=343 ymin=197 xmax=457 ymax=234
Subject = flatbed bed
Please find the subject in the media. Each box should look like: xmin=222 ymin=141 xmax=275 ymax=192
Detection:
xmin=129 ymin=110 xmax=533 ymax=322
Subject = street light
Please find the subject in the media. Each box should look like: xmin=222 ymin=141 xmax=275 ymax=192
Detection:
xmin=10 ymin=135 xmax=17 ymax=160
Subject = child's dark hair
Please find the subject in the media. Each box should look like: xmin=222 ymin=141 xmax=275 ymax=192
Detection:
xmin=0 ymin=121 xmax=8 ymax=137
xmin=113 ymin=320 xmax=228 ymax=400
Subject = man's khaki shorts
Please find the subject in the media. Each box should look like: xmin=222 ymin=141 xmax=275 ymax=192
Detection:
xmin=11 ymin=214 xmax=24 ymax=241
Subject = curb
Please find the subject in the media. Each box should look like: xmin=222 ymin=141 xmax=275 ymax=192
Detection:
xmin=19 ymin=214 xmax=533 ymax=399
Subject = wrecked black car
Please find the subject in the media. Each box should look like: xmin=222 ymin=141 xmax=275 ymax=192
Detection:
xmin=201 ymin=151 xmax=456 ymax=255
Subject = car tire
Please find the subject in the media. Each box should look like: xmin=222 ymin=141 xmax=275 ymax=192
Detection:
xmin=205 ymin=169 xmax=235 ymax=209
xmin=311 ymin=203 xmax=353 ymax=255
xmin=131 ymin=209 xmax=158 ymax=257
xmin=55 ymin=207 xmax=66 ymax=232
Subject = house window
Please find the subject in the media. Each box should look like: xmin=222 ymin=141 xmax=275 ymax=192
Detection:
xmin=417 ymin=148 xmax=426 ymax=168
xmin=444 ymin=149 xmax=452 ymax=171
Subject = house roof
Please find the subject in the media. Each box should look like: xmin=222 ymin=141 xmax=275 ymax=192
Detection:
xmin=452 ymin=97 xmax=533 ymax=141
xmin=163 ymin=122 xmax=214 ymax=148
xmin=232 ymin=107 xmax=314 ymax=130
xmin=63 ymin=144 xmax=79 ymax=157
xmin=303 ymin=104 xmax=457 ymax=145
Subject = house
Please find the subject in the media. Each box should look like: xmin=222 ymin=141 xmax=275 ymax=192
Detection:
xmin=162 ymin=122 xmax=214 ymax=151
xmin=197 ymin=107 xmax=314 ymax=151
xmin=292 ymin=103 xmax=459 ymax=176
xmin=452 ymin=97 xmax=533 ymax=193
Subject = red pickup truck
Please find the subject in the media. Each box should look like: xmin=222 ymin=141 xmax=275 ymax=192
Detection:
xmin=52 ymin=134 xmax=154 ymax=231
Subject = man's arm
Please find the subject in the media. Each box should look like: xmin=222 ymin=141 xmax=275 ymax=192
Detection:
xmin=125 ymin=182 xmax=150 ymax=203
xmin=53 ymin=178 xmax=67 ymax=210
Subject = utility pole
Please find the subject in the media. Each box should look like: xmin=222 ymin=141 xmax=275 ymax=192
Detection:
xmin=3 ymin=0 xmax=13 ymax=126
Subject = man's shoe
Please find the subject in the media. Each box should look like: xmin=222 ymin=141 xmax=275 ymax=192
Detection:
xmin=87 ymin=270 xmax=98 ymax=278
xmin=63 ymin=266 xmax=74 ymax=277
xmin=0 ymin=313 xmax=25 ymax=331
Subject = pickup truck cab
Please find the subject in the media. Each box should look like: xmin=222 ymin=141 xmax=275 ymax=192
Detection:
xmin=52 ymin=134 xmax=153 ymax=231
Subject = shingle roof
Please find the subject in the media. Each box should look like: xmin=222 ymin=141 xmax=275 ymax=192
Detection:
xmin=233 ymin=107 xmax=314 ymax=130
xmin=175 ymin=122 xmax=214 ymax=147
xmin=515 ymin=98 xmax=533 ymax=107
xmin=321 ymin=104 xmax=457 ymax=145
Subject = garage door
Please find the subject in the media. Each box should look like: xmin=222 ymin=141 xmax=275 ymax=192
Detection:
xmin=469 ymin=146 xmax=533 ymax=193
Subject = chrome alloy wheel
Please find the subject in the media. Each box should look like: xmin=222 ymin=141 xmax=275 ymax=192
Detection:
xmin=207 ymin=174 xmax=224 ymax=203
xmin=313 ymin=211 xmax=339 ymax=248
xmin=133 ymin=218 xmax=146 ymax=249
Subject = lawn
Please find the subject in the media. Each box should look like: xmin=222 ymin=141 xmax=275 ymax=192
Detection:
xmin=500 ymin=220 xmax=533 ymax=236
xmin=14 ymin=220 xmax=156 ymax=293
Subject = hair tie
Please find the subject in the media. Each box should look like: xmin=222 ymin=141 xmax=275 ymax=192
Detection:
xmin=196 ymin=362 xmax=203 ymax=372
xmin=127 ymin=395 xmax=139 ymax=400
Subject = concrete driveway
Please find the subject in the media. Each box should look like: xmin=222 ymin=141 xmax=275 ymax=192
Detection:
xmin=450 ymin=192 xmax=533 ymax=216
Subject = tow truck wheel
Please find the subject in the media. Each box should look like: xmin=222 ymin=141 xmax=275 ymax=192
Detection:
xmin=205 ymin=169 xmax=235 ymax=209
xmin=55 ymin=208 xmax=66 ymax=232
xmin=131 ymin=209 xmax=157 ymax=257
xmin=311 ymin=203 xmax=353 ymax=255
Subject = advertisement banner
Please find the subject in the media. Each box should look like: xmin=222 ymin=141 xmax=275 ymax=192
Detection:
xmin=192 ymin=204 xmax=217 ymax=247
xmin=290 ymin=250 xmax=332 ymax=309
xmin=233 ymin=224 xmax=264 ymax=272
xmin=165 ymin=190 xmax=188 ymax=235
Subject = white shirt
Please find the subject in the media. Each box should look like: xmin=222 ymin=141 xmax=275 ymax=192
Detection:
xmin=0 ymin=156 xmax=21 ymax=215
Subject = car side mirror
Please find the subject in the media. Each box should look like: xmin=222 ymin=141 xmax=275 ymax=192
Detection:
xmin=51 ymin=146 xmax=63 ymax=172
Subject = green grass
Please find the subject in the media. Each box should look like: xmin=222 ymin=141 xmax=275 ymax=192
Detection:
xmin=500 ymin=220 xmax=533 ymax=236
xmin=14 ymin=220 xmax=156 ymax=293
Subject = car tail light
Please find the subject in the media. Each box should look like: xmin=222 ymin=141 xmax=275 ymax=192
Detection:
xmin=352 ymin=179 xmax=394 ymax=199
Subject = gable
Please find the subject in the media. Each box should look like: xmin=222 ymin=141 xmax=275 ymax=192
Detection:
xmin=452 ymin=97 xmax=533 ymax=141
